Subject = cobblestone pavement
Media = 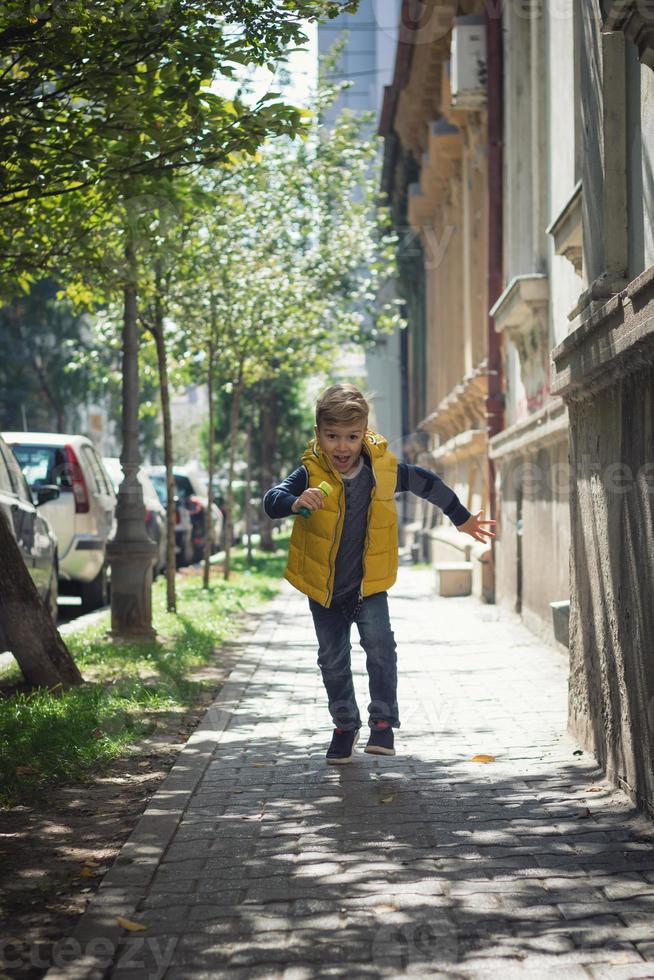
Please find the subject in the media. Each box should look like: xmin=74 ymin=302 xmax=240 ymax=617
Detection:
xmin=50 ymin=568 xmax=654 ymax=980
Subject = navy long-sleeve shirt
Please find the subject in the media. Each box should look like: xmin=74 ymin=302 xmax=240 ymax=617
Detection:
xmin=263 ymin=458 xmax=471 ymax=526
xmin=264 ymin=457 xmax=471 ymax=598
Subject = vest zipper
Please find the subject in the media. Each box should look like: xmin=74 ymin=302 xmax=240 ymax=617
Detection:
xmin=323 ymin=456 xmax=343 ymax=608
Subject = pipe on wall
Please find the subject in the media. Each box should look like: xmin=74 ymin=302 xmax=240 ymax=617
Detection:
xmin=485 ymin=2 xmax=505 ymax=600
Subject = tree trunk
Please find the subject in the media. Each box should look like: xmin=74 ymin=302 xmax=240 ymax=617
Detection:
xmin=32 ymin=352 xmax=65 ymax=432
xmin=203 ymin=331 xmax=215 ymax=590
xmin=245 ymin=416 xmax=253 ymax=568
xmin=224 ymin=365 xmax=243 ymax=581
xmin=259 ymin=382 xmax=278 ymax=552
xmin=0 ymin=509 xmax=82 ymax=689
xmin=150 ymin=283 xmax=176 ymax=614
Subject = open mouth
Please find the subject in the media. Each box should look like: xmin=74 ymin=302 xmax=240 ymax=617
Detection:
xmin=334 ymin=455 xmax=351 ymax=466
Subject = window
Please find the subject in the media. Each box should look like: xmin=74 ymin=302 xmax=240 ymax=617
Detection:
xmin=81 ymin=445 xmax=103 ymax=494
xmin=174 ymin=475 xmax=194 ymax=499
xmin=0 ymin=446 xmax=14 ymax=495
xmin=0 ymin=444 xmax=30 ymax=502
xmin=91 ymin=449 xmax=113 ymax=496
xmin=10 ymin=444 xmax=72 ymax=489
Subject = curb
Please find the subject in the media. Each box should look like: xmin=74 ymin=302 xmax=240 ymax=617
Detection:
xmin=44 ymin=589 xmax=291 ymax=980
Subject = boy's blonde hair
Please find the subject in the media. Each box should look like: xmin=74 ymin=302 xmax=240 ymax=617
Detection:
xmin=316 ymin=384 xmax=369 ymax=430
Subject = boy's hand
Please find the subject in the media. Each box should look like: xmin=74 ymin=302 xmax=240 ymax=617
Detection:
xmin=291 ymin=487 xmax=326 ymax=515
xmin=457 ymin=511 xmax=497 ymax=543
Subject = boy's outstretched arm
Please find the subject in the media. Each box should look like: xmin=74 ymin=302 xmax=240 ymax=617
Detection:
xmin=263 ymin=466 xmax=309 ymax=519
xmin=396 ymin=462 xmax=496 ymax=542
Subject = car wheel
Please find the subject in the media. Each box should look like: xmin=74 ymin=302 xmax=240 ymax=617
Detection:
xmin=79 ymin=563 xmax=109 ymax=613
xmin=46 ymin=562 xmax=59 ymax=624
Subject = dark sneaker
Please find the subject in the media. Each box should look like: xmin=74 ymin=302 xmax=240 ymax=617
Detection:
xmin=365 ymin=723 xmax=395 ymax=756
xmin=326 ymin=728 xmax=359 ymax=765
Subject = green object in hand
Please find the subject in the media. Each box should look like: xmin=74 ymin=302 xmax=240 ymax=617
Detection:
xmin=298 ymin=480 xmax=332 ymax=518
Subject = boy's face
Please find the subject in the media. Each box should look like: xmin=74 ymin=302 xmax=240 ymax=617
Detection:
xmin=316 ymin=421 xmax=366 ymax=476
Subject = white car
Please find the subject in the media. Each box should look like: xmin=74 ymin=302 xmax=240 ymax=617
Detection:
xmin=4 ymin=432 xmax=116 ymax=612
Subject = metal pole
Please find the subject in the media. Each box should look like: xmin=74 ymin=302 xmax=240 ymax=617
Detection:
xmin=107 ymin=231 xmax=157 ymax=639
xmin=486 ymin=2 xmax=505 ymax=604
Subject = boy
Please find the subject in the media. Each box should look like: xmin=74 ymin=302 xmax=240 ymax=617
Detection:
xmin=263 ymin=383 xmax=495 ymax=765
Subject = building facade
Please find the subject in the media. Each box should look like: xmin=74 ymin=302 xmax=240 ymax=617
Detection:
xmin=487 ymin=2 xmax=582 ymax=645
xmin=381 ymin=0 xmax=654 ymax=813
xmin=318 ymin=0 xmax=404 ymax=450
xmin=380 ymin=1 xmax=494 ymax=597
xmin=549 ymin=2 xmax=654 ymax=813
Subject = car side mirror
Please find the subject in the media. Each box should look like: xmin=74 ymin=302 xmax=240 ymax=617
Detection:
xmin=36 ymin=485 xmax=60 ymax=505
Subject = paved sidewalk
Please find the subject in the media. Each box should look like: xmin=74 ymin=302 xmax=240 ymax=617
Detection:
xmin=51 ymin=567 xmax=654 ymax=979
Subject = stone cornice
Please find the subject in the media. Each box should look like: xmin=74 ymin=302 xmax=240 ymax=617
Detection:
xmin=419 ymin=362 xmax=489 ymax=439
xmin=547 ymin=181 xmax=583 ymax=278
xmin=600 ymin=0 xmax=654 ymax=69
xmin=430 ymin=428 xmax=487 ymax=465
xmin=488 ymin=398 xmax=568 ymax=461
xmin=551 ymin=264 xmax=654 ymax=402
xmin=490 ymin=274 xmax=549 ymax=334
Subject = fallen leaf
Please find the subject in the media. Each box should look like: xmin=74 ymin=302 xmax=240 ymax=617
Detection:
xmin=251 ymin=763 xmax=265 ymax=768
xmin=577 ymin=808 xmax=593 ymax=820
xmin=84 ymin=859 xmax=101 ymax=868
xmin=79 ymin=867 xmax=95 ymax=878
xmin=471 ymin=754 xmax=496 ymax=763
xmin=379 ymin=793 xmax=396 ymax=805
xmin=16 ymin=766 xmax=40 ymax=776
xmin=116 ymin=916 xmax=147 ymax=932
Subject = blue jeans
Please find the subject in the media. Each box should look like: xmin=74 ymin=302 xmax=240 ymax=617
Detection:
xmin=308 ymin=590 xmax=400 ymax=732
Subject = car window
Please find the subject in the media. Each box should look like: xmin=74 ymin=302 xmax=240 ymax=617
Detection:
xmin=174 ymin=475 xmax=194 ymax=497
xmin=0 ymin=444 xmax=31 ymax=503
xmin=149 ymin=473 xmax=167 ymax=505
xmin=93 ymin=450 xmax=114 ymax=497
xmin=0 ymin=445 xmax=14 ymax=495
xmin=81 ymin=445 xmax=103 ymax=495
xmin=11 ymin=444 xmax=72 ymax=489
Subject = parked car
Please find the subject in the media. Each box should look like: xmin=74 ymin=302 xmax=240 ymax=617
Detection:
xmin=146 ymin=467 xmax=194 ymax=567
xmin=211 ymin=480 xmax=248 ymax=546
xmin=149 ymin=465 xmax=222 ymax=563
xmin=4 ymin=432 xmax=116 ymax=612
xmin=102 ymin=458 xmax=167 ymax=577
xmin=0 ymin=435 xmax=59 ymax=621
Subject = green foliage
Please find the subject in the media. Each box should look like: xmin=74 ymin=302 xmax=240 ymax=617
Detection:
xmin=0 ymin=536 xmax=289 ymax=805
xmin=0 ymin=280 xmax=99 ymax=431
xmin=0 ymin=1 xmax=359 ymax=295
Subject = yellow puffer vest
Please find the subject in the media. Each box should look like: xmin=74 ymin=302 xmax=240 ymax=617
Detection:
xmin=285 ymin=430 xmax=398 ymax=607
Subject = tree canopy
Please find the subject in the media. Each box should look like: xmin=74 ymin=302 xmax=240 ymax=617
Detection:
xmin=0 ymin=0 xmax=358 ymax=293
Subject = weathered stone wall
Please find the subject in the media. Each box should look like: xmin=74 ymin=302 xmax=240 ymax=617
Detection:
xmin=552 ymin=263 xmax=654 ymax=812
xmin=567 ymin=365 xmax=654 ymax=810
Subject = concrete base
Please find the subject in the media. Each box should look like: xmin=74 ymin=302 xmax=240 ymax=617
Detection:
xmin=436 ymin=561 xmax=473 ymax=597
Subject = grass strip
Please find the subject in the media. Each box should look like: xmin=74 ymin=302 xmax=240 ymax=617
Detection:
xmin=0 ymin=537 xmax=288 ymax=806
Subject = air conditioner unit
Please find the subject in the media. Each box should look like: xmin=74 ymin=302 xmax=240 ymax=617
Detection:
xmin=451 ymin=15 xmax=487 ymax=110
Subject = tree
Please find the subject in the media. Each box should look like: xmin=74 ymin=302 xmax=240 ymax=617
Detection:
xmin=0 ymin=281 xmax=96 ymax=432
xmin=169 ymin=88 xmax=401 ymax=575
xmin=0 ymin=0 xmax=358 ymax=294
xmin=0 ymin=0 xmax=367 ymax=676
